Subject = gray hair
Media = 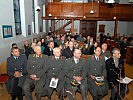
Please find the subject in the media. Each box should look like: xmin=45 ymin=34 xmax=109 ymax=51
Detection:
xmin=53 ymin=47 xmax=61 ymax=53
xmin=34 ymin=45 xmax=41 ymax=50
xmin=112 ymin=48 xmax=120 ymax=54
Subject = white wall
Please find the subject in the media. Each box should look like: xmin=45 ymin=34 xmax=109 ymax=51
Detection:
xmin=127 ymin=21 xmax=133 ymax=36
xmin=117 ymin=21 xmax=128 ymax=35
xmin=97 ymin=21 xmax=115 ymax=37
xmin=119 ymin=0 xmax=130 ymax=4
xmin=97 ymin=21 xmax=133 ymax=37
xmin=0 ymin=0 xmax=44 ymax=64
xmin=0 ymin=0 xmax=16 ymax=39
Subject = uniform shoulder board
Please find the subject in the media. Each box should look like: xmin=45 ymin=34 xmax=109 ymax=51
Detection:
xmin=91 ymin=55 xmax=94 ymax=59
xmin=33 ymin=54 xmax=36 ymax=57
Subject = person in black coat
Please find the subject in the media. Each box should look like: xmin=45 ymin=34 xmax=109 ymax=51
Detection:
xmin=7 ymin=47 xmax=27 ymax=100
xmin=43 ymin=41 xmax=54 ymax=56
xmin=106 ymin=48 xmax=128 ymax=100
xmin=62 ymin=41 xmax=74 ymax=58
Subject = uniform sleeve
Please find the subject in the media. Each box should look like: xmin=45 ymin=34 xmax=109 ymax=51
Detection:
xmin=26 ymin=55 xmax=34 ymax=75
xmin=102 ymin=59 xmax=107 ymax=79
xmin=82 ymin=57 xmax=89 ymax=79
xmin=21 ymin=55 xmax=28 ymax=75
xmin=62 ymin=59 xmax=73 ymax=79
xmin=121 ymin=59 xmax=125 ymax=78
xmin=7 ymin=58 xmax=15 ymax=77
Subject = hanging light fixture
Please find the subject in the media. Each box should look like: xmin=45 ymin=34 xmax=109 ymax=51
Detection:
xmin=90 ymin=0 xmax=94 ymax=14
xmin=107 ymin=0 xmax=115 ymax=3
xmin=48 ymin=0 xmax=52 ymax=17
xmin=83 ymin=16 xmax=86 ymax=18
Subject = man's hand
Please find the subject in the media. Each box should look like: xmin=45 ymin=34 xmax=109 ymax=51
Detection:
xmin=30 ymin=74 xmax=37 ymax=80
xmin=90 ymin=75 xmax=96 ymax=80
xmin=73 ymin=76 xmax=82 ymax=82
xmin=14 ymin=71 xmax=22 ymax=77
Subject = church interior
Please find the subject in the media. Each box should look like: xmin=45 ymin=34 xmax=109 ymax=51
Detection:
xmin=0 ymin=0 xmax=133 ymax=100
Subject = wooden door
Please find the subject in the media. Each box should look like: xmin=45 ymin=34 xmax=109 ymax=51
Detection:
xmin=80 ymin=20 xmax=97 ymax=39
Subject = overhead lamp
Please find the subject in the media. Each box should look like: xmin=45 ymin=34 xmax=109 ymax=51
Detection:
xmin=54 ymin=17 xmax=57 ymax=19
xmin=90 ymin=10 xmax=94 ymax=14
xmin=48 ymin=13 xmax=52 ymax=17
xmin=114 ymin=16 xmax=116 ymax=20
xmin=35 ymin=5 xmax=41 ymax=11
xmin=83 ymin=16 xmax=86 ymax=18
xmin=90 ymin=0 xmax=94 ymax=14
xmin=107 ymin=0 xmax=115 ymax=3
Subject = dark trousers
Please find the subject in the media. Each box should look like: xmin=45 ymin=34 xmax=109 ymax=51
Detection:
xmin=111 ymin=84 xmax=128 ymax=100
xmin=11 ymin=87 xmax=23 ymax=100
xmin=66 ymin=84 xmax=87 ymax=100
xmin=43 ymin=80 xmax=64 ymax=100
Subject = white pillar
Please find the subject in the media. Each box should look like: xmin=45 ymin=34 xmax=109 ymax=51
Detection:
xmin=20 ymin=0 xmax=27 ymax=37
xmin=34 ymin=0 xmax=39 ymax=34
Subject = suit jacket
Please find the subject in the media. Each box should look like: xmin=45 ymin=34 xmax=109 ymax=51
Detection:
xmin=43 ymin=47 xmax=53 ymax=56
xmin=105 ymin=57 xmax=125 ymax=89
xmin=7 ymin=55 xmax=27 ymax=88
xmin=62 ymin=47 xmax=74 ymax=58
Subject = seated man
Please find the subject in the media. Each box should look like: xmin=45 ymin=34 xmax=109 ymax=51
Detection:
xmin=23 ymin=45 xmax=48 ymax=100
xmin=62 ymin=41 xmax=74 ymax=59
xmin=83 ymin=47 xmax=108 ymax=100
xmin=43 ymin=41 xmax=54 ymax=56
xmin=42 ymin=47 xmax=65 ymax=100
xmin=101 ymin=43 xmax=111 ymax=60
xmin=63 ymin=48 xmax=87 ymax=100
xmin=7 ymin=47 xmax=27 ymax=100
xmin=106 ymin=48 xmax=128 ymax=100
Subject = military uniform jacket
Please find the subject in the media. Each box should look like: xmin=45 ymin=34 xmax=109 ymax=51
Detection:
xmin=46 ymin=56 xmax=65 ymax=80
xmin=7 ymin=55 xmax=27 ymax=88
xmin=62 ymin=47 xmax=74 ymax=59
xmin=63 ymin=57 xmax=86 ymax=86
xmin=82 ymin=55 xmax=108 ymax=96
xmin=26 ymin=54 xmax=48 ymax=78
xmin=101 ymin=50 xmax=111 ymax=58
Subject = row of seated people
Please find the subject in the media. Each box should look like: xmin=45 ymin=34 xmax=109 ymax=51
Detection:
xmin=6 ymin=42 xmax=128 ymax=100
xmin=100 ymin=33 xmax=133 ymax=58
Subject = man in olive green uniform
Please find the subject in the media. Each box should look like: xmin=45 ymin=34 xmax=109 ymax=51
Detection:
xmin=63 ymin=48 xmax=87 ymax=100
xmin=23 ymin=45 xmax=48 ymax=100
xmin=83 ymin=47 xmax=108 ymax=100
xmin=42 ymin=47 xmax=65 ymax=100
xmin=101 ymin=43 xmax=111 ymax=60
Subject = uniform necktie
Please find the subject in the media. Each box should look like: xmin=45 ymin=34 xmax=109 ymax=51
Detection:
xmin=96 ymin=57 xmax=99 ymax=61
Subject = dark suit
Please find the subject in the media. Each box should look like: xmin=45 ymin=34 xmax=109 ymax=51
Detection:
xmin=42 ymin=56 xmax=65 ymax=99
xmin=63 ymin=57 xmax=87 ymax=100
xmin=83 ymin=55 xmax=108 ymax=99
xmin=62 ymin=47 xmax=74 ymax=58
xmin=43 ymin=47 xmax=53 ymax=56
xmin=23 ymin=54 xmax=48 ymax=100
xmin=7 ymin=55 xmax=27 ymax=100
xmin=106 ymin=57 xmax=127 ymax=100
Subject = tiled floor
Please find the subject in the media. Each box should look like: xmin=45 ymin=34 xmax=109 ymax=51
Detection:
xmin=0 ymin=63 xmax=133 ymax=100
